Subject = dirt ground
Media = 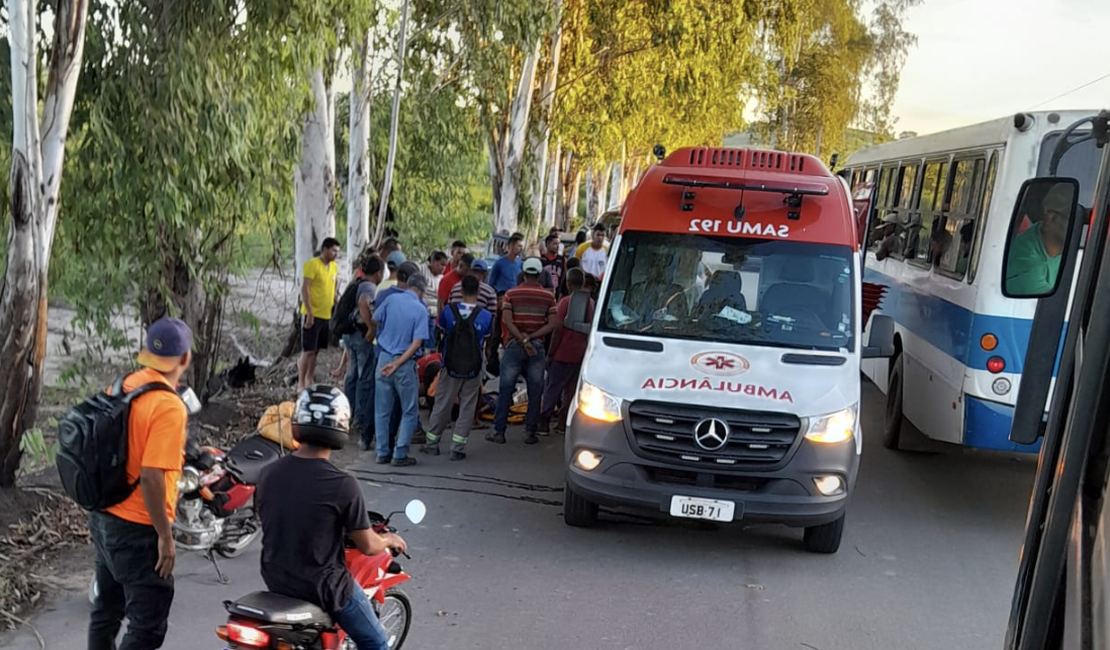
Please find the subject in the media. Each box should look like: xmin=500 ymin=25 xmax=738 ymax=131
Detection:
xmin=0 ymin=261 xmax=362 ymax=639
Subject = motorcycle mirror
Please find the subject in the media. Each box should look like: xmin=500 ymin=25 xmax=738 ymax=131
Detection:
xmin=178 ymin=386 xmax=202 ymax=416
xmin=404 ymin=499 xmax=426 ymax=525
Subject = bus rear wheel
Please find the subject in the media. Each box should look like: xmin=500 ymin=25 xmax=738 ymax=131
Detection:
xmin=884 ymin=353 xmax=905 ymax=450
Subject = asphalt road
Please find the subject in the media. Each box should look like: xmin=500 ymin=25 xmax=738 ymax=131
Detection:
xmin=4 ymin=381 xmax=1037 ymax=650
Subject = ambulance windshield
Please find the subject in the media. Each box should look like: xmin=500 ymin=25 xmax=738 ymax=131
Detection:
xmin=599 ymin=231 xmax=856 ymax=352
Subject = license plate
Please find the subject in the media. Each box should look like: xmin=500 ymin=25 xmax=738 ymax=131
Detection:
xmin=669 ymin=496 xmax=735 ymax=522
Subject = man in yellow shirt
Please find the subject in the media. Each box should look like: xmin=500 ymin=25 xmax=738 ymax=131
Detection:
xmin=299 ymin=237 xmax=341 ymax=391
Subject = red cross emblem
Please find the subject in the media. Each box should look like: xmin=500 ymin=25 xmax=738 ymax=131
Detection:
xmin=704 ymin=355 xmax=735 ymax=370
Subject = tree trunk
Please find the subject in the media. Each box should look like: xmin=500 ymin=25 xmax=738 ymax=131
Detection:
xmin=608 ymin=160 xmax=623 ymax=212
xmin=495 ymin=41 xmax=541 ymax=236
xmin=0 ymin=0 xmax=88 ymax=485
xmin=584 ymin=169 xmax=597 ymax=225
xmin=528 ymin=10 xmax=563 ymax=228
xmin=558 ymin=157 xmax=581 ymax=231
xmin=594 ymin=165 xmax=609 ymax=222
xmin=373 ymin=0 xmax=410 ymax=249
xmin=347 ymin=31 xmax=373 ymax=278
xmin=543 ymin=140 xmax=561 ymax=228
xmin=294 ymin=67 xmax=336 ymax=278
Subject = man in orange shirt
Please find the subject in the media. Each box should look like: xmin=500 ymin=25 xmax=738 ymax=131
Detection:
xmin=88 ymin=317 xmax=192 ymax=650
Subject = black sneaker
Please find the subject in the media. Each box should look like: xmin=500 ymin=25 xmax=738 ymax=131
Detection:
xmin=376 ymin=456 xmax=391 ymax=465
xmin=420 ymin=445 xmax=440 ymax=456
xmin=524 ymin=433 xmax=539 ymax=445
xmin=449 ymin=451 xmax=467 ymax=461
xmin=486 ymin=432 xmax=506 ymax=444
xmin=392 ymin=457 xmax=418 ymax=467
xmin=359 ymin=440 xmax=371 ymax=451
xmin=536 ymin=418 xmax=551 ymax=433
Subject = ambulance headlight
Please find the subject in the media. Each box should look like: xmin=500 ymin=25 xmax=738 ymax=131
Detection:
xmin=578 ymin=382 xmax=624 ymax=423
xmin=804 ymin=405 xmax=857 ymax=444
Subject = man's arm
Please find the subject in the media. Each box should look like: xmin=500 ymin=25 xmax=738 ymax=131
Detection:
xmin=502 ymin=303 xmax=527 ymax=344
xmin=359 ymin=295 xmax=374 ymax=342
xmin=140 ymin=468 xmax=175 ymax=579
xmin=529 ymin=303 xmax=560 ymax=340
xmin=349 ymin=528 xmax=407 ymax=556
xmin=382 ymin=336 xmax=424 ymax=376
xmin=300 ymin=277 xmax=314 ymax=326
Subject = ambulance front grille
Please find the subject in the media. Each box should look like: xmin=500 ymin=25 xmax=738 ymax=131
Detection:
xmin=627 ymin=401 xmax=801 ymax=467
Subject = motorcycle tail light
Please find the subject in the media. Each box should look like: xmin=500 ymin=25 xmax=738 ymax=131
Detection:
xmin=215 ymin=625 xmax=228 ymax=641
xmin=320 ymin=631 xmax=341 ymax=650
xmin=227 ymin=622 xmax=270 ymax=647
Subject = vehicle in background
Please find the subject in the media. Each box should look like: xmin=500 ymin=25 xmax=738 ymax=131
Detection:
xmin=562 ymin=146 xmax=895 ymax=554
xmin=842 ymin=110 xmax=1102 ymax=452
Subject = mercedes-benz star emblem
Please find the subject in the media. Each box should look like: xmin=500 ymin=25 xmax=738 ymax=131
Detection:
xmin=693 ymin=418 xmax=730 ymax=451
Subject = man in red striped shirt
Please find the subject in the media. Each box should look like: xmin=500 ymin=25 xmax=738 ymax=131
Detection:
xmin=488 ymin=257 xmax=557 ymax=446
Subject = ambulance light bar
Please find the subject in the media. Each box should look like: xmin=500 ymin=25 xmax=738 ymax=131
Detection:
xmin=662 ymin=174 xmax=829 ymax=218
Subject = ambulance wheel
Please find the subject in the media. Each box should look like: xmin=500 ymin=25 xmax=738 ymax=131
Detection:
xmin=883 ymin=353 xmax=905 ymax=450
xmin=803 ymin=514 xmax=845 ymax=554
xmin=563 ymin=482 xmax=598 ymax=527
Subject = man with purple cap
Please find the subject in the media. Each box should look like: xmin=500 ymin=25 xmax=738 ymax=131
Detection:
xmin=88 ymin=317 xmax=193 ymax=650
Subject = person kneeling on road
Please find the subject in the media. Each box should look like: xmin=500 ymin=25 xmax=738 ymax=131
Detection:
xmin=421 ymin=275 xmax=493 ymax=461
xmin=257 ymin=385 xmax=407 ymax=650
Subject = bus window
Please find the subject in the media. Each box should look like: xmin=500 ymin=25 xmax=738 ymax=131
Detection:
xmin=1037 ymin=132 xmax=1100 ymax=207
xmin=968 ymin=152 xmax=1000 ymax=284
xmin=913 ymin=160 xmax=951 ymax=263
xmin=897 ymin=164 xmax=918 ymax=209
xmin=936 ymin=158 xmax=987 ymax=278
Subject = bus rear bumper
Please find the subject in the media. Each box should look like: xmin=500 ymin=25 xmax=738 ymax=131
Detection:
xmin=963 ymin=396 xmax=1043 ymax=453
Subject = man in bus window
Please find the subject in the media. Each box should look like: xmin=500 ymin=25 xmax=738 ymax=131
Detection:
xmin=872 ymin=212 xmax=902 ymax=261
xmin=953 ymin=222 xmax=974 ymax=276
xmin=1005 ymin=184 xmax=1071 ymax=295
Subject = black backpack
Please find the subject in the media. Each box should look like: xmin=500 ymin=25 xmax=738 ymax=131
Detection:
xmin=444 ymin=303 xmax=486 ymax=378
xmin=331 ymin=278 xmax=367 ymax=336
xmin=56 ymin=375 xmax=175 ymax=511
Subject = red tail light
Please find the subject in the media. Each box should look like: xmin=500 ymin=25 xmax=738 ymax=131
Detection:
xmin=227 ymin=622 xmax=270 ymax=647
xmin=320 ymin=631 xmax=341 ymax=649
xmin=987 ymin=356 xmax=1006 ymax=374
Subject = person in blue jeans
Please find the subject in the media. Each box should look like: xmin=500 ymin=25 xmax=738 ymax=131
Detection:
xmin=344 ymin=254 xmax=384 ymax=450
xmin=490 ymin=258 xmax=558 ymax=445
xmin=373 ymin=274 xmax=429 ymax=466
xmin=258 ymin=385 xmax=407 ymax=650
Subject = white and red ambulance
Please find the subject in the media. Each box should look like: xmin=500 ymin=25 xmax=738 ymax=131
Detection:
xmin=561 ymin=147 xmax=895 ymax=553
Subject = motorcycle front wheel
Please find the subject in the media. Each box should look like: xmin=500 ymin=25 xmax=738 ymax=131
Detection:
xmin=377 ymin=588 xmax=412 ymax=649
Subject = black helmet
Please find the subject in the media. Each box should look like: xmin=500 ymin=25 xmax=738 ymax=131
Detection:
xmin=292 ymin=384 xmax=352 ymax=450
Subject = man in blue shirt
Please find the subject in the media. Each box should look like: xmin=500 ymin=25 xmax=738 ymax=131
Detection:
xmin=488 ymin=232 xmax=524 ymax=296
xmin=373 ymin=274 xmax=429 ymax=467
xmin=421 ymin=275 xmax=493 ymax=461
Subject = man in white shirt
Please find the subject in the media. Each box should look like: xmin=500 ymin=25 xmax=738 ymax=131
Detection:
xmin=577 ymin=224 xmax=610 ymax=280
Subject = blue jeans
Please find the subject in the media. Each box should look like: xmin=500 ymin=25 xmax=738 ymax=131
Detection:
xmin=333 ymin=583 xmax=390 ymax=650
xmin=495 ymin=340 xmax=546 ymax=435
xmin=375 ymin=352 xmax=420 ymax=460
xmin=344 ymin=334 xmax=377 ymax=446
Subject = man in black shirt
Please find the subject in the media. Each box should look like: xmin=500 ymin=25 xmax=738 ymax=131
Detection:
xmin=257 ymin=385 xmax=407 ymax=650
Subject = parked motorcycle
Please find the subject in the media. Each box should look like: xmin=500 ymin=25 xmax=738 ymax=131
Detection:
xmin=174 ymin=432 xmax=288 ymax=582
xmin=216 ymin=499 xmax=426 ymax=650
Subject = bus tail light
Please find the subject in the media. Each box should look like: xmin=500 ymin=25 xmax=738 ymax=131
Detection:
xmin=987 ymin=356 xmax=1006 ymax=374
xmin=980 ymin=334 xmax=998 ymax=351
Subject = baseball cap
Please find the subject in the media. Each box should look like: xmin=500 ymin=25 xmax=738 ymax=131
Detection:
xmin=471 ymin=258 xmax=489 ymax=272
xmin=522 ymin=257 xmax=543 ymax=275
xmin=387 ymin=250 xmax=407 ymax=268
xmin=137 ymin=317 xmax=193 ymax=373
xmin=396 ymin=261 xmax=421 ymax=283
xmin=407 ymin=274 xmax=428 ymax=294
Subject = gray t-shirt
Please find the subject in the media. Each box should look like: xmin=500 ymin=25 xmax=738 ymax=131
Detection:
xmin=355 ymin=280 xmax=377 ymax=328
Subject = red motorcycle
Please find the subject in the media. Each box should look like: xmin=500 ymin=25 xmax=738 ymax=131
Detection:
xmin=216 ymin=499 xmax=425 ymax=650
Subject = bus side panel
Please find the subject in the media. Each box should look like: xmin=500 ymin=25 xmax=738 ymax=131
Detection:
xmin=901 ymin=328 xmax=965 ymax=445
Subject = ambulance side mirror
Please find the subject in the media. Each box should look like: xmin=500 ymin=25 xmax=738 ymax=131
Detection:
xmin=1001 ymin=177 xmax=1081 ymax=299
xmin=861 ymin=315 xmax=895 ymax=359
xmin=564 ymin=291 xmax=593 ymax=335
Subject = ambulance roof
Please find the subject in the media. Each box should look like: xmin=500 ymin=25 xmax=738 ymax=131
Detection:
xmin=619 ymin=147 xmax=857 ymax=249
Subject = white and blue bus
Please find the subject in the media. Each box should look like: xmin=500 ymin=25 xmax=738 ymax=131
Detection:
xmin=843 ymin=110 xmax=1102 ymax=453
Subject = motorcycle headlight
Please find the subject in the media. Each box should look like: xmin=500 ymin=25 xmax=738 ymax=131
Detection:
xmin=804 ymin=405 xmax=857 ymax=444
xmin=578 ymin=382 xmax=624 ymax=423
xmin=177 ymin=467 xmax=201 ymax=493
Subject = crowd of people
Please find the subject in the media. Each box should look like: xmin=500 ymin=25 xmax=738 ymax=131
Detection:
xmin=295 ymin=224 xmax=613 ymax=466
